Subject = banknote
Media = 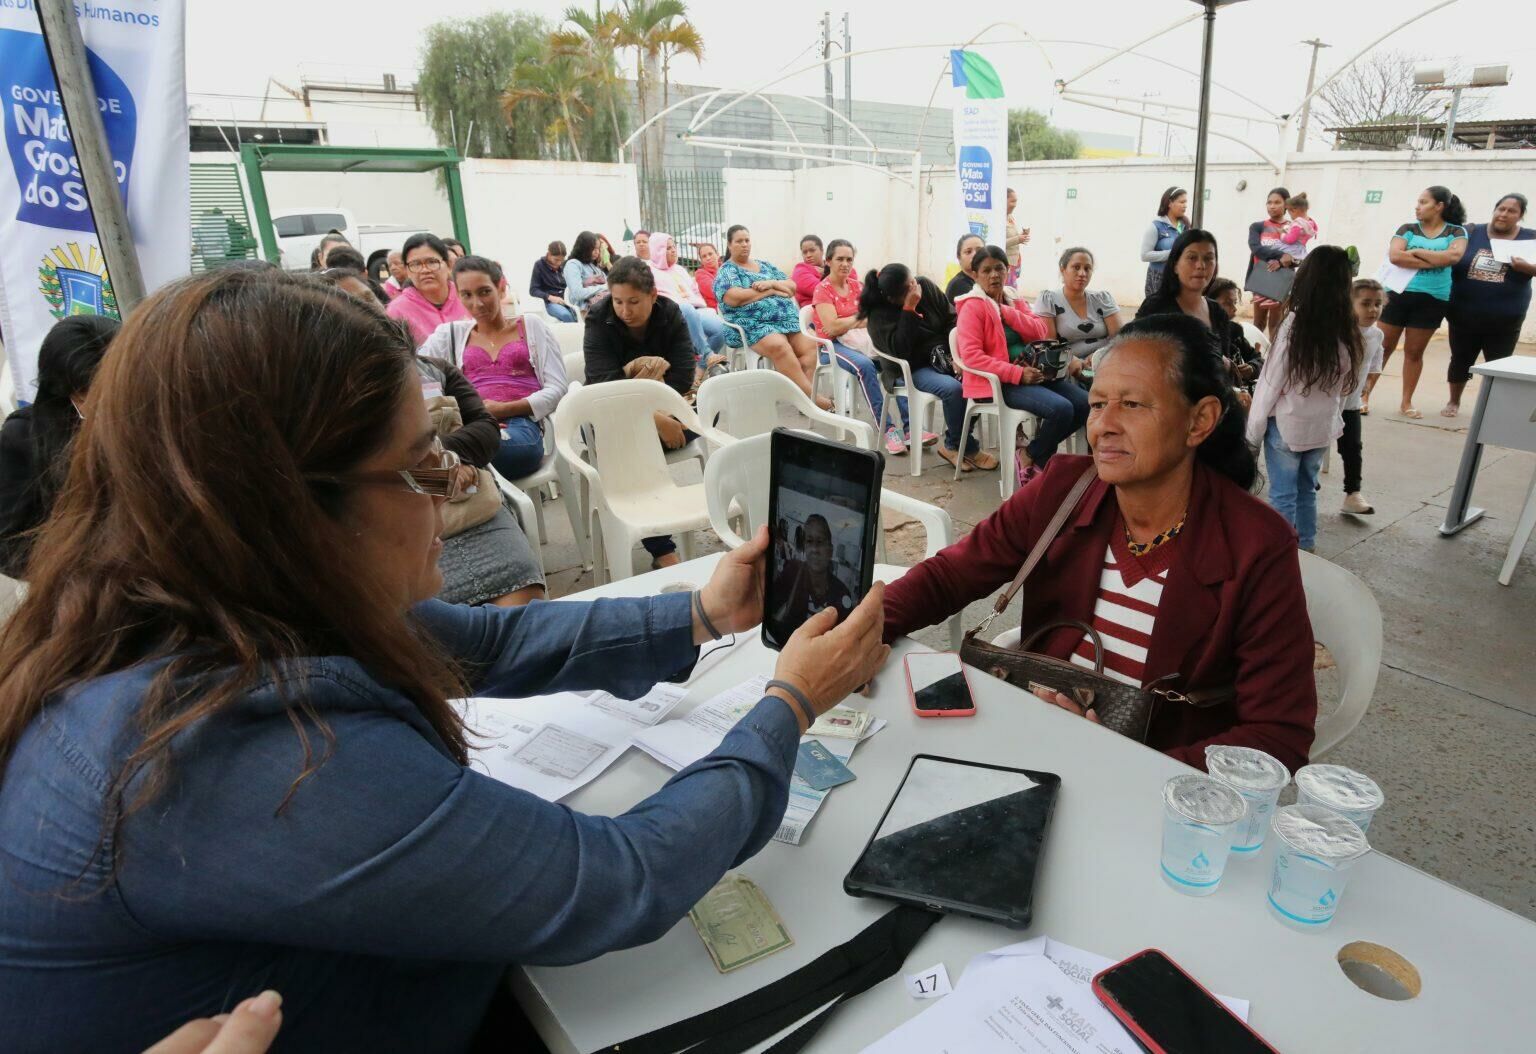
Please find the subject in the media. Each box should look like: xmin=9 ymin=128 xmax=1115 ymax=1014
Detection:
xmin=688 ymin=873 xmax=793 ymax=973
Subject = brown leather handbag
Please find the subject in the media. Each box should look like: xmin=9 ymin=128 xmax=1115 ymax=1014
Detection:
xmin=957 ymin=465 xmax=1232 ymax=742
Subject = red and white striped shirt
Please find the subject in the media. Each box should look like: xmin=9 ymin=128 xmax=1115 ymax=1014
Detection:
xmin=1069 ymin=529 xmax=1177 ymax=686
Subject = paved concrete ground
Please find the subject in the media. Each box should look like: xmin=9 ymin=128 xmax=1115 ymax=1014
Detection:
xmin=535 ymin=338 xmax=1536 ymax=921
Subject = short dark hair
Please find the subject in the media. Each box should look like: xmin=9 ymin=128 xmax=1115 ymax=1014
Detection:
xmin=826 ymin=238 xmax=854 ymax=261
xmin=859 ymin=263 xmax=912 ymax=318
xmin=1207 ymin=277 xmax=1239 ymax=301
xmin=1058 ymin=246 xmax=1094 ymax=270
xmin=319 ymin=266 xmax=390 ymax=309
xmin=452 ymin=254 xmax=503 ymax=286
xmin=726 ymin=224 xmax=750 ymax=246
xmin=323 ymin=245 xmax=365 ymax=272
xmin=1157 ymin=186 xmax=1187 ymax=217
xmin=799 ymin=234 xmax=823 ymax=251
xmin=1102 ymin=313 xmax=1258 ymax=491
xmin=608 ymin=255 xmax=656 ymax=293
xmin=27 ymin=314 xmax=120 ymax=536
xmin=634 ymin=229 xmax=651 ymax=239
xmin=443 ymin=237 xmax=465 ymax=253
xmin=402 ymin=232 xmax=450 ymax=264
xmin=1352 ymin=277 xmax=1384 ymax=296
xmin=547 ymin=240 xmax=567 ymax=256
xmin=972 ymin=244 xmax=1010 ymax=272
xmin=1267 ymin=186 xmax=1291 ymax=203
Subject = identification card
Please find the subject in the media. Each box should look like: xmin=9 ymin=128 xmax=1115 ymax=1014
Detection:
xmin=688 ymin=873 xmax=793 ymax=973
xmin=420 ymin=381 xmax=444 ymax=400
xmin=807 ymin=706 xmax=871 ymax=740
xmin=795 ymin=740 xmax=856 ymax=791
xmin=509 ymin=724 xmax=607 ymax=780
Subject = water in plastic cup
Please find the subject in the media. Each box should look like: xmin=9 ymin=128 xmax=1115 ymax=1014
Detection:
xmin=1267 ymin=804 xmax=1371 ymax=930
xmin=1205 ymin=745 xmax=1290 ymax=857
xmin=1160 ymin=775 xmax=1247 ymax=897
xmin=1294 ymin=764 xmax=1385 ymax=833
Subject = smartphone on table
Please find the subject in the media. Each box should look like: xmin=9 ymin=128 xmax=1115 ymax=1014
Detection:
xmin=761 ymin=429 xmax=882 ymax=651
xmin=904 ymin=652 xmax=976 ymax=718
xmin=1092 ymin=949 xmax=1280 ymax=1054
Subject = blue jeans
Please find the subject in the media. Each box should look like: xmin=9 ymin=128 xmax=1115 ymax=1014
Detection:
xmin=544 ymin=301 xmax=577 ymax=323
xmin=999 ymin=377 xmax=1090 ymax=467
xmin=822 ymin=344 xmax=909 ymax=434
xmin=492 ymin=416 xmax=546 ymax=481
xmin=911 ymin=366 xmax=976 ymax=453
xmin=1263 ymin=419 xmax=1325 ymax=549
xmin=679 ymin=302 xmax=727 ymax=365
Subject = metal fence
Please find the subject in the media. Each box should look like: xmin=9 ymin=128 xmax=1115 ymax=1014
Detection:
xmin=639 ymin=169 xmax=725 ymax=267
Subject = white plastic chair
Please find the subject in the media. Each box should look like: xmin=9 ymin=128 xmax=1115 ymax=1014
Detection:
xmin=719 ymin=320 xmax=763 ymax=373
xmin=696 ymin=370 xmax=875 ymax=450
xmin=703 ymin=432 xmax=963 ymax=649
xmin=798 ymin=305 xmax=855 ymax=417
xmin=867 ymin=347 xmax=942 ymax=478
xmin=988 ymin=550 xmax=1381 ymax=758
xmin=950 ymin=330 xmax=1039 ymax=500
xmin=0 ymin=357 xmax=14 ymax=416
xmin=553 ymin=379 xmax=731 ymax=582
xmin=1240 ymin=322 xmax=1269 ymax=358
xmin=546 ymin=321 xmax=586 ymax=361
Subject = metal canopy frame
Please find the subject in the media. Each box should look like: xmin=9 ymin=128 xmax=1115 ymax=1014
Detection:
xmin=239 ymin=144 xmax=469 ymax=263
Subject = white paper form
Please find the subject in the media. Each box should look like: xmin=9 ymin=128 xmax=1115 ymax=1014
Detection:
xmin=962 ymin=938 xmax=1250 ymax=1022
xmin=585 ymin=683 xmax=690 ymax=727
xmin=1489 ymin=238 xmax=1532 ymax=265
xmin=631 ymin=676 xmax=772 ymax=770
xmin=1375 ymin=260 xmax=1417 ymax=294
xmin=459 ymin=694 xmax=635 ymax=802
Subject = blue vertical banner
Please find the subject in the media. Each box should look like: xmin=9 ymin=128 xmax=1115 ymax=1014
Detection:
xmin=951 ymin=50 xmax=1008 ymax=250
xmin=0 ymin=1 xmax=188 ymax=402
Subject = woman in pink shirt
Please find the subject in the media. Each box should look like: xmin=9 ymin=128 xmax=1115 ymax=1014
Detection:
xmin=386 ymin=233 xmax=470 ymax=346
xmin=694 ymin=243 xmax=721 ymax=309
xmin=791 ymin=235 xmax=826 ymax=307
xmin=955 ymin=245 xmax=1087 ymax=482
xmin=1245 ymin=246 xmax=1362 ymax=552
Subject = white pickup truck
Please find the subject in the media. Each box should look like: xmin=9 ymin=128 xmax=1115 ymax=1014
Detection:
xmin=270 ymin=207 xmax=433 ymax=275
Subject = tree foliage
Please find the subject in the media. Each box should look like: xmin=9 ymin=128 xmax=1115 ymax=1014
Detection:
xmin=1313 ymin=50 xmax=1486 ymax=151
xmin=1008 ymin=109 xmax=1081 ymax=161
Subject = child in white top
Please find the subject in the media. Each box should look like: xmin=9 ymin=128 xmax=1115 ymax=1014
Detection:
xmin=1245 ymin=246 xmax=1363 ymax=551
xmin=1338 ymin=279 xmax=1386 ymax=515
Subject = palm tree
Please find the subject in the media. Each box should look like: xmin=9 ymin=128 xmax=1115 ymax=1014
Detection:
xmin=503 ymin=52 xmax=592 ymax=162
xmin=613 ymin=0 xmax=705 ymax=220
xmin=553 ymin=3 xmax=628 ymax=156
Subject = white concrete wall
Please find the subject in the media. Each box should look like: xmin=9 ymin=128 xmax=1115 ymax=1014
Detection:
xmin=917 ymin=151 xmax=1536 ymax=340
xmin=459 ymin=159 xmax=642 ymax=299
xmin=722 ymin=169 xmax=797 ymax=266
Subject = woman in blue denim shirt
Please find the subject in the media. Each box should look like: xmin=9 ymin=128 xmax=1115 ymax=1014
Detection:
xmin=0 ymin=269 xmax=890 ymax=1052
xmin=1140 ymin=186 xmax=1190 ymax=297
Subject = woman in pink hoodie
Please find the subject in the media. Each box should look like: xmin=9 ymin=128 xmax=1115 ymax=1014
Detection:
xmin=955 ymin=245 xmax=1089 ymax=483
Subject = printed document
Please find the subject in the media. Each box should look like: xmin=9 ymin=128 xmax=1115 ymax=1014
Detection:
xmin=458 ymin=694 xmax=634 ymax=802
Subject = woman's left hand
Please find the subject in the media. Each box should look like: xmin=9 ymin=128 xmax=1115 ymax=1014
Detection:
xmin=1031 ymin=685 xmax=1102 ymax=724
xmin=1018 ymin=365 xmax=1045 ymax=384
xmin=696 ymin=526 xmax=769 ymax=639
xmin=454 ymin=464 xmax=480 ymax=494
xmin=1065 ymin=356 xmax=1084 ymax=378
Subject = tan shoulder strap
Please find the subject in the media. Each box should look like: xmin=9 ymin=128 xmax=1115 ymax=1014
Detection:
xmin=989 ymin=465 xmax=1098 ymax=616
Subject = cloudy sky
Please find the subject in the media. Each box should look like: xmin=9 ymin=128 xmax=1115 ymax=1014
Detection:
xmin=186 ymin=0 xmax=1534 ymax=154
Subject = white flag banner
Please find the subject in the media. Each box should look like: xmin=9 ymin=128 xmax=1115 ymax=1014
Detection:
xmin=0 ymin=1 xmax=188 ymax=403
xmin=950 ymin=49 xmax=1008 ymax=249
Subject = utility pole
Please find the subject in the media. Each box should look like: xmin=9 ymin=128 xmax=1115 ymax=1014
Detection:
xmin=1295 ymin=38 xmax=1331 ymax=151
xmin=1136 ymin=91 xmax=1160 ymax=156
xmin=821 ymin=12 xmax=834 ymax=148
xmin=34 ymin=0 xmax=146 ymax=313
xmin=842 ymin=12 xmax=852 ymax=145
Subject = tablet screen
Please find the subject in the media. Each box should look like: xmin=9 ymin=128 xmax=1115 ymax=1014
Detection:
xmin=845 ymin=756 xmax=1059 ymax=925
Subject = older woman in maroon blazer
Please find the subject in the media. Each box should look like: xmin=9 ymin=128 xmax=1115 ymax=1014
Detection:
xmin=885 ymin=313 xmax=1317 ymax=772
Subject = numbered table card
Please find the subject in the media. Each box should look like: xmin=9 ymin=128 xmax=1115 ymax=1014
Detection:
xmin=905 ymin=962 xmax=953 ymax=1000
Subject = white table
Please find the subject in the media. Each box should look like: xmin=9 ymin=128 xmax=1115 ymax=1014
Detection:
xmin=1439 ymin=355 xmax=1536 ymax=584
xmin=514 ymin=555 xmax=1536 ymax=1051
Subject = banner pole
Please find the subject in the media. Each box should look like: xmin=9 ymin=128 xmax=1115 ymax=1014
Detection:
xmin=34 ymin=0 xmax=146 ymax=312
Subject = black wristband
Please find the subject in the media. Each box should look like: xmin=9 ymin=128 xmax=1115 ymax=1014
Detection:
xmin=766 ymin=678 xmax=816 ymax=728
xmin=692 ymin=590 xmax=723 ymax=641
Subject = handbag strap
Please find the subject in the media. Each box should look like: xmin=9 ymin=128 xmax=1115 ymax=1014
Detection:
xmin=595 ymin=905 xmax=941 ymax=1054
xmin=1020 ymin=619 xmax=1105 ymax=673
xmin=968 ymin=465 xmax=1098 ymax=641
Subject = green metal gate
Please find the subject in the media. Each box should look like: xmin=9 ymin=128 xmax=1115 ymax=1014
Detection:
xmin=640 ymin=169 xmax=725 ymax=267
xmin=189 ymin=164 xmax=260 ymax=273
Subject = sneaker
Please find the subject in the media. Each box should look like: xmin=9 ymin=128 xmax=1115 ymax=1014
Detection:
xmin=884 ymin=428 xmax=908 ymax=456
xmin=920 ymin=431 xmax=940 ymax=447
xmin=1342 ymin=492 xmax=1375 ymax=515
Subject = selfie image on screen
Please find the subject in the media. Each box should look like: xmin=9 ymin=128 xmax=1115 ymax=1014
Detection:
xmin=767 ymin=462 xmax=868 ymax=640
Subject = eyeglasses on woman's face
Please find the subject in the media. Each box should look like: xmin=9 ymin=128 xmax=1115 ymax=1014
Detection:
xmin=310 ymin=437 xmax=463 ymax=501
xmin=406 ymin=256 xmax=445 ymax=273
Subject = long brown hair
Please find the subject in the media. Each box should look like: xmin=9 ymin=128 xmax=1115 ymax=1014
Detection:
xmin=1276 ymin=245 xmax=1362 ymax=397
xmin=0 ymin=269 xmax=469 ymax=868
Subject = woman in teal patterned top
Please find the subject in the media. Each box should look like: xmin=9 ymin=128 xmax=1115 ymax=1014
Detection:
xmin=1372 ymin=186 xmax=1468 ymax=418
xmin=714 ymin=225 xmax=832 ymax=409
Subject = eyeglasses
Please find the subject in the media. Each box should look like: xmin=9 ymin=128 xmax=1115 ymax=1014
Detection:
xmin=308 ymin=438 xmax=463 ymax=501
xmin=406 ymin=258 xmax=444 ymax=273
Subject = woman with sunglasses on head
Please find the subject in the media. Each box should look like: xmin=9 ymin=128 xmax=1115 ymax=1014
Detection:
xmin=0 ymin=268 xmax=891 ymax=1052
xmin=386 ymin=233 xmax=471 ymax=346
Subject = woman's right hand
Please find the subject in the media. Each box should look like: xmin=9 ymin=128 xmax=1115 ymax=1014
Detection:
xmin=1018 ymin=365 xmax=1045 ymax=385
xmin=624 ymin=356 xmax=671 ymax=381
xmin=769 ymin=583 xmax=891 ymax=730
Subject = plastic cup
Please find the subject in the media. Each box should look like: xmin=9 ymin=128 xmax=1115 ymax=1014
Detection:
xmin=1267 ymin=804 xmax=1371 ymax=930
xmin=1205 ymin=745 xmax=1290 ymax=856
xmin=1159 ymin=775 xmax=1247 ymax=897
xmin=1294 ymin=764 xmax=1385 ymax=833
